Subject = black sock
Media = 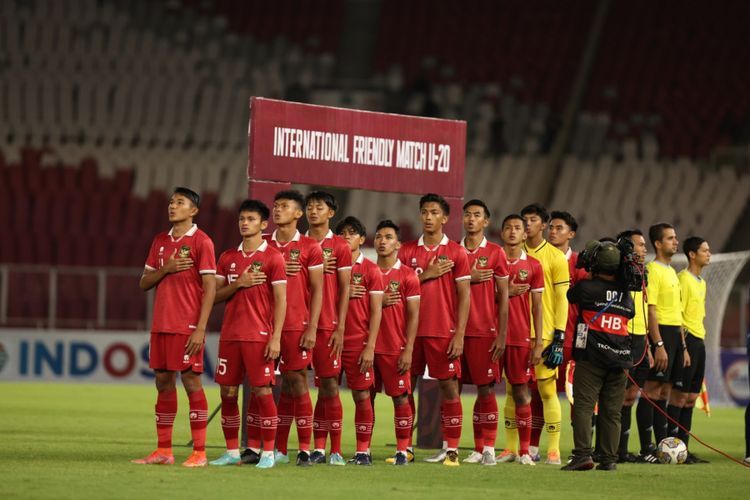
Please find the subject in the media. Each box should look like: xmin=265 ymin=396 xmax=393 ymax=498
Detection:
xmin=677 ymin=406 xmax=694 ymax=446
xmin=667 ymin=404 xmax=682 ymax=437
xmin=636 ymin=398 xmax=654 ymax=454
xmin=618 ymin=404 xmax=633 ymax=455
xmin=653 ymin=399 xmax=668 ymax=443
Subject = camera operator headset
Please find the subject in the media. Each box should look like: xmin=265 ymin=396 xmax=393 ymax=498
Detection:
xmin=562 ymin=240 xmax=639 ymax=471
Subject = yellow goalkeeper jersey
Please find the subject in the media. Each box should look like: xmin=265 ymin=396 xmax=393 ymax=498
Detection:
xmin=678 ymin=269 xmax=706 ymax=339
xmin=523 ymin=239 xmax=570 ymax=340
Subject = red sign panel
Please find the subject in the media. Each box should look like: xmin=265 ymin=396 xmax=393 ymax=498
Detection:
xmin=247 ymin=97 xmax=466 ymax=198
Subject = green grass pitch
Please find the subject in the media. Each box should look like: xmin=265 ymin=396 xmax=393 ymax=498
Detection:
xmin=1 ymin=383 xmax=748 ymax=499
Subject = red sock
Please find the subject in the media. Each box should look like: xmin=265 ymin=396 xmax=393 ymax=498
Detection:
xmin=441 ymin=398 xmax=462 ymax=450
xmin=394 ymin=399 xmax=413 ymax=452
xmin=246 ymin=392 xmax=261 ymax=450
xmin=275 ymin=392 xmax=294 ymax=455
xmin=155 ymin=390 xmax=177 ymax=449
xmin=327 ymin=394 xmax=343 ymax=454
xmin=472 ymin=398 xmax=484 ymax=452
xmin=220 ymin=395 xmax=240 ymax=450
xmin=354 ymin=398 xmax=374 ymax=453
xmin=294 ymin=393 xmax=313 ymax=452
xmin=313 ymin=396 xmax=328 ymax=450
xmin=187 ymin=390 xmax=208 ymax=452
xmin=479 ymin=393 xmax=498 ymax=449
xmin=407 ymin=392 xmax=416 ymax=448
xmin=256 ymin=393 xmax=278 ymax=453
xmin=530 ymin=391 xmax=544 ymax=447
xmin=516 ymin=402 xmax=532 ymax=456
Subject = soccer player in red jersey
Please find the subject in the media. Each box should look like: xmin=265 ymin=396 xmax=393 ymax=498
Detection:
xmin=547 ymin=210 xmax=588 ymax=394
xmin=336 ymin=216 xmax=385 ymax=465
xmin=264 ymin=190 xmax=324 ymax=467
xmin=132 ymin=187 xmax=216 ymax=468
xmin=305 ymin=191 xmax=352 ymax=466
xmin=459 ymin=199 xmax=509 ymax=466
xmin=497 ymin=214 xmax=544 ymax=466
xmin=372 ymin=220 xmax=420 ymax=466
xmin=210 ymin=200 xmax=287 ymax=469
xmin=398 ymin=193 xmax=471 ymax=467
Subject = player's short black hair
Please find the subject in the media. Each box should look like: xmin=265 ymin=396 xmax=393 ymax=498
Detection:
xmin=305 ymin=190 xmax=338 ymax=211
xmin=648 ymin=222 xmax=674 ymax=250
xmin=420 ymin=193 xmax=450 ymax=215
xmin=463 ymin=199 xmax=490 ymax=218
xmin=550 ymin=210 xmax=578 ymax=232
xmin=274 ymin=190 xmax=305 ymax=210
xmin=376 ymin=219 xmax=401 ymax=239
xmin=683 ymin=236 xmax=706 ymax=260
xmin=238 ymin=199 xmax=270 ymax=221
xmin=501 ymin=213 xmax=527 ymax=229
xmin=335 ymin=216 xmax=366 ymax=238
xmin=520 ymin=203 xmax=549 ymax=223
xmin=616 ymin=228 xmax=643 ymax=242
xmin=173 ymin=187 xmax=200 ymax=208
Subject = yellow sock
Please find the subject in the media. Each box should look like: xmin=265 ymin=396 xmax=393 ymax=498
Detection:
xmin=538 ymin=377 xmax=561 ymax=454
xmin=504 ymin=395 xmax=518 ymax=453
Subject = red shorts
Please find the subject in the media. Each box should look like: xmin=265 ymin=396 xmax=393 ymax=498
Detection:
xmin=215 ymin=341 xmax=275 ymax=387
xmin=313 ymin=329 xmax=341 ymax=378
xmin=556 ymin=344 xmax=574 ymax=392
xmin=279 ymin=330 xmax=311 ymax=372
xmin=341 ymin=349 xmax=374 ymax=390
xmin=374 ymin=353 xmax=411 ymax=397
xmin=411 ymin=337 xmax=461 ymax=380
xmin=149 ymin=332 xmax=204 ymax=373
xmin=460 ymin=336 xmax=500 ymax=386
xmin=501 ymin=345 xmax=533 ymax=385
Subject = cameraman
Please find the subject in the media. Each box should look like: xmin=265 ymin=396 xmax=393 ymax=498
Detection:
xmin=562 ymin=241 xmax=635 ymax=471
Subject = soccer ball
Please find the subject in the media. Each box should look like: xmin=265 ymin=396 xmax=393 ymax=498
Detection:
xmin=656 ymin=437 xmax=688 ymax=464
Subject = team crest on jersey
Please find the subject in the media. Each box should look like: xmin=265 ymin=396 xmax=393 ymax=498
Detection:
xmin=251 ymin=261 xmax=263 ymax=272
xmin=290 ymin=248 xmax=300 ymax=261
xmin=478 ymin=256 xmax=488 ymax=267
xmin=323 ymin=248 xmax=333 ymax=258
xmin=352 ymin=273 xmax=363 ymax=285
xmin=178 ymin=245 xmax=191 ymax=258
xmin=389 ymin=280 xmax=400 ymax=292
xmin=438 ymin=255 xmax=449 ymax=263
xmin=518 ymin=269 xmax=528 ymax=281
xmin=230 ymin=262 xmax=236 ymax=270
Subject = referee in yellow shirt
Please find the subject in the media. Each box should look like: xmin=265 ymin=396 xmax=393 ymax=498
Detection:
xmin=521 ymin=203 xmax=569 ymax=465
xmin=670 ymin=236 xmax=711 ymax=463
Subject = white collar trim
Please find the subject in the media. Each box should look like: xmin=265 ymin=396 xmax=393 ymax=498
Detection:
xmin=237 ymin=240 xmax=268 ymax=253
xmin=272 ymin=229 xmax=301 ymax=243
xmin=418 ymin=234 xmax=449 ymax=247
xmin=169 ymin=224 xmax=198 ymax=241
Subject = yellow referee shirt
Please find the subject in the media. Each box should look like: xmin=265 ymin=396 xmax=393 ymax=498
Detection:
xmin=646 ymin=260 xmax=682 ymax=327
xmin=523 ymin=239 xmax=570 ymax=340
xmin=629 ymin=290 xmax=648 ymax=335
xmin=678 ymin=269 xmax=706 ymax=339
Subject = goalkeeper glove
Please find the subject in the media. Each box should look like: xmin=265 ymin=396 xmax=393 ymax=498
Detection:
xmin=542 ymin=329 xmax=565 ymax=369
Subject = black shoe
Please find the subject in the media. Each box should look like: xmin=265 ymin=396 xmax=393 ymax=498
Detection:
xmin=561 ymin=455 xmax=594 ymax=471
xmin=596 ymin=462 xmax=617 ymax=471
xmin=591 ymin=451 xmax=604 ymax=463
xmin=352 ymin=453 xmax=372 ymax=466
xmin=617 ymin=452 xmax=639 ymax=463
xmin=239 ymin=448 xmax=260 ymax=465
xmin=296 ymin=451 xmax=312 ymax=467
xmin=309 ymin=450 xmax=326 ymax=464
xmin=684 ymin=452 xmax=709 ymax=464
xmin=636 ymin=444 xmax=660 ymax=464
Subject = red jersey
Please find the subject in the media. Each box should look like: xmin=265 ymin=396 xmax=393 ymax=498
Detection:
xmin=145 ymin=225 xmax=216 ymax=335
xmin=264 ymin=230 xmax=324 ymax=332
xmin=398 ymin=234 xmax=471 ymax=338
xmin=344 ymin=253 xmax=385 ymax=351
xmin=565 ymin=249 xmax=590 ymax=347
xmin=505 ymin=251 xmax=544 ymax=347
xmin=461 ymin=237 xmax=509 ymax=337
xmin=307 ymin=230 xmax=352 ymax=331
xmin=216 ymin=241 xmax=287 ymax=342
xmin=376 ymin=260 xmax=421 ymax=355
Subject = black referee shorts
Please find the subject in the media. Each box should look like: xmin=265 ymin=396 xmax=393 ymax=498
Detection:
xmin=673 ymin=332 xmax=705 ymax=394
xmin=627 ymin=335 xmax=649 ymax=388
xmin=647 ymin=325 xmax=683 ymax=384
